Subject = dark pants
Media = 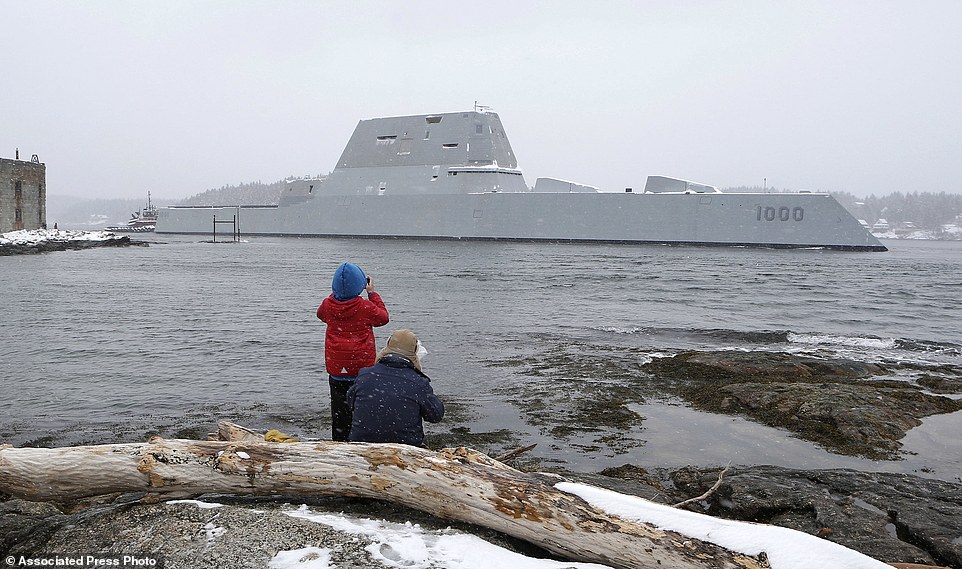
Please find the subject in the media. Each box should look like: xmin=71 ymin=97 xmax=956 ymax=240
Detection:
xmin=329 ymin=376 xmax=356 ymax=441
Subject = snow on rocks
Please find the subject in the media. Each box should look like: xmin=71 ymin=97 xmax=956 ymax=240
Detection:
xmin=0 ymin=228 xmax=137 ymax=255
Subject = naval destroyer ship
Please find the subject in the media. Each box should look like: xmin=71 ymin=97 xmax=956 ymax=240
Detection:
xmin=156 ymin=109 xmax=886 ymax=251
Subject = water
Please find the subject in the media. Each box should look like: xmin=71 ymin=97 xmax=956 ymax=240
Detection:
xmin=2 ymin=236 xmax=960 ymax=481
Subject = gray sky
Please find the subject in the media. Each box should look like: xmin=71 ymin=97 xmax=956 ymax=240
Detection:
xmin=3 ymin=0 xmax=961 ymax=199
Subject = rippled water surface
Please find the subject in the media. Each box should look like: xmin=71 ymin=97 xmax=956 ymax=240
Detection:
xmin=2 ymin=236 xmax=960 ymax=480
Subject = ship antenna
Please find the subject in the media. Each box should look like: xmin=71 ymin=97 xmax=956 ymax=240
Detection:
xmin=474 ymin=101 xmax=491 ymax=113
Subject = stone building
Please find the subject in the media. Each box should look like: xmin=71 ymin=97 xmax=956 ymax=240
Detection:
xmin=0 ymin=151 xmax=46 ymax=233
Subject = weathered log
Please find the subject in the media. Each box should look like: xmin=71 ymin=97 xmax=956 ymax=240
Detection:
xmin=0 ymin=434 xmax=768 ymax=569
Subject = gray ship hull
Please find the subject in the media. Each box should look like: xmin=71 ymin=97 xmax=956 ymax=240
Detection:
xmin=158 ymin=191 xmax=885 ymax=250
xmin=156 ymin=109 xmax=885 ymax=251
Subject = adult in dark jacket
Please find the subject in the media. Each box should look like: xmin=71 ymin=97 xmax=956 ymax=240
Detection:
xmin=347 ymin=329 xmax=444 ymax=447
xmin=317 ymin=262 xmax=390 ymax=441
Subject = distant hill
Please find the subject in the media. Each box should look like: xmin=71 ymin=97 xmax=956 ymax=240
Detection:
xmin=179 ymin=180 xmax=287 ymax=206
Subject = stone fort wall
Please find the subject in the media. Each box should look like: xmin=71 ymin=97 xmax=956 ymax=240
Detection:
xmin=0 ymin=155 xmax=46 ymax=233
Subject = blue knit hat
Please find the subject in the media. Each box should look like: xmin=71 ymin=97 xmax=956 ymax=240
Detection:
xmin=332 ymin=262 xmax=367 ymax=301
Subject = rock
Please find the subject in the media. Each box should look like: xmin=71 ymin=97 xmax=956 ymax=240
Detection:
xmin=644 ymin=350 xmax=887 ymax=383
xmin=0 ymin=231 xmax=144 ymax=255
xmin=666 ymin=465 xmax=962 ymax=568
xmin=706 ymin=382 xmax=959 ymax=459
xmin=917 ymin=375 xmax=962 ymax=394
xmin=3 ymin=498 xmax=379 ymax=568
xmin=644 ymin=351 xmax=962 ymax=459
xmin=0 ymin=499 xmax=67 ymax=557
xmin=0 ymin=495 xmax=554 ymax=568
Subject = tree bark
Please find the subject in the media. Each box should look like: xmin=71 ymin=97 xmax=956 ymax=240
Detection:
xmin=1 ymin=429 xmax=768 ymax=569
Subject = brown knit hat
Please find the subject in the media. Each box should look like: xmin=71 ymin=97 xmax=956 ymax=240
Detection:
xmin=377 ymin=329 xmax=421 ymax=371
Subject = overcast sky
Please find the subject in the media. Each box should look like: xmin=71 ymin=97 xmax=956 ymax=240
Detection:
xmin=3 ymin=0 xmax=961 ymax=200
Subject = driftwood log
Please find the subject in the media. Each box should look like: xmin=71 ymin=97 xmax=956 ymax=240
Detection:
xmin=0 ymin=423 xmax=773 ymax=569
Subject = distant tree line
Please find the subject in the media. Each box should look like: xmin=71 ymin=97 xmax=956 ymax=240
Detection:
xmin=177 ymin=175 xmax=330 ymax=206
xmin=178 ymin=180 xmax=289 ymax=206
xmin=830 ymin=190 xmax=962 ymax=230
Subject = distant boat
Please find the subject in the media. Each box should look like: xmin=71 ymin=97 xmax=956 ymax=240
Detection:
xmin=106 ymin=192 xmax=158 ymax=233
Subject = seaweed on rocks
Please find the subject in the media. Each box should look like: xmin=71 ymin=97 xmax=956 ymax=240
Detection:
xmin=488 ymin=341 xmax=962 ymax=461
xmin=488 ymin=342 xmax=650 ymax=455
xmin=644 ymin=351 xmax=962 ymax=460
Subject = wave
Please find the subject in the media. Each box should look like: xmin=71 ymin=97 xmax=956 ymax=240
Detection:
xmin=787 ymin=333 xmax=960 ymax=356
xmin=895 ymin=338 xmax=962 ymax=356
xmin=591 ymin=325 xmax=961 ymax=362
xmin=592 ymin=326 xmax=792 ymax=345
xmin=594 ymin=326 xmax=648 ymax=335
xmin=787 ymin=332 xmax=897 ymax=350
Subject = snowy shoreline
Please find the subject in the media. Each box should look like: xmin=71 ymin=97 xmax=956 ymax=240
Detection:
xmin=0 ymin=229 xmax=140 ymax=255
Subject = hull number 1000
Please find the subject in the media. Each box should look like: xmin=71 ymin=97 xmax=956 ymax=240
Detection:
xmin=757 ymin=205 xmax=804 ymax=222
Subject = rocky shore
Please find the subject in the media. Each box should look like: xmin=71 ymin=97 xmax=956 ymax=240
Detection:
xmin=0 ymin=229 xmax=144 ymax=255
xmin=3 ymin=347 xmax=961 ymax=567
xmin=492 ymin=345 xmax=962 ymax=461
xmin=3 ymin=464 xmax=960 ymax=568
xmin=478 ymin=344 xmax=962 ymax=566
xmin=642 ymin=350 xmax=962 ymax=460
xmin=596 ymin=464 xmax=962 ymax=568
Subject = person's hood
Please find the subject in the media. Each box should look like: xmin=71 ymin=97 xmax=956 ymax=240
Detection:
xmin=332 ymin=262 xmax=366 ymax=301
xmin=377 ymin=329 xmax=421 ymax=371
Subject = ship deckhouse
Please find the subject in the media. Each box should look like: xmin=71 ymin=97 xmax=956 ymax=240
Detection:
xmin=283 ymin=111 xmax=528 ymax=204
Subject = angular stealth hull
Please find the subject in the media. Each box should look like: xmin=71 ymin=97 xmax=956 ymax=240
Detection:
xmin=156 ymin=110 xmax=886 ymax=251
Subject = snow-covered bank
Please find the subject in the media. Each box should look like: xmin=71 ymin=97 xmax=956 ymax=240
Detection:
xmin=129 ymin=496 xmax=893 ymax=569
xmin=871 ymin=223 xmax=962 ymax=240
xmin=557 ymin=482 xmax=890 ymax=569
xmin=0 ymin=228 xmax=139 ymax=255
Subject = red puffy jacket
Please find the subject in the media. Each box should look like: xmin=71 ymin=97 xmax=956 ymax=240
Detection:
xmin=317 ymin=292 xmax=389 ymax=377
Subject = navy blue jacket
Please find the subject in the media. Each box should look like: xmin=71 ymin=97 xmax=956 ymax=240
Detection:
xmin=347 ymin=354 xmax=444 ymax=446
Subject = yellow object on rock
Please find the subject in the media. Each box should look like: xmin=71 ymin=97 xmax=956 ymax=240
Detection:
xmin=264 ymin=429 xmax=298 ymax=443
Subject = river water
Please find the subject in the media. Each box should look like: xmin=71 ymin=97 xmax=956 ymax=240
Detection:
xmin=1 ymin=236 xmax=960 ymax=481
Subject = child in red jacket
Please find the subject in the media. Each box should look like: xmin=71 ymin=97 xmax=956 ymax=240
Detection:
xmin=317 ymin=262 xmax=390 ymax=441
